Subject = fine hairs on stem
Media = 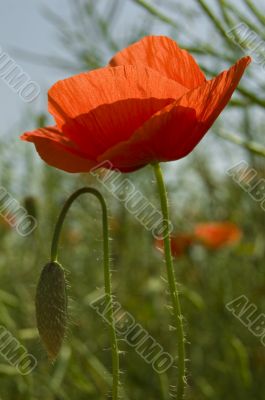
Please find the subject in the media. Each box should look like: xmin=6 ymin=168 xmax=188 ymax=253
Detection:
xmin=152 ymin=163 xmax=186 ymax=400
xmin=50 ymin=187 xmax=120 ymax=400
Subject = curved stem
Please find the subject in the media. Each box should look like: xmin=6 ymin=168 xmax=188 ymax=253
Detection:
xmin=51 ymin=187 xmax=119 ymax=400
xmin=152 ymin=164 xmax=186 ymax=400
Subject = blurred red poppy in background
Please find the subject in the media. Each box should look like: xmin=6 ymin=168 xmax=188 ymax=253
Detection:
xmin=155 ymin=234 xmax=194 ymax=258
xmin=21 ymin=36 xmax=251 ymax=173
xmin=194 ymin=222 xmax=242 ymax=249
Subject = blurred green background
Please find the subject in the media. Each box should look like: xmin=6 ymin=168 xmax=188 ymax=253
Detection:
xmin=0 ymin=1 xmax=264 ymax=399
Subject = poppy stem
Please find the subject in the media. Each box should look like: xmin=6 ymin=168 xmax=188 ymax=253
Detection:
xmin=50 ymin=187 xmax=119 ymax=400
xmin=152 ymin=163 xmax=186 ymax=400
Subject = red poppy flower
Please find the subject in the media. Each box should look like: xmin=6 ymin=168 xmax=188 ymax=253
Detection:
xmin=155 ymin=234 xmax=194 ymax=258
xmin=21 ymin=36 xmax=251 ymax=173
xmin=194 ymin=222 xmax=242 ymax=249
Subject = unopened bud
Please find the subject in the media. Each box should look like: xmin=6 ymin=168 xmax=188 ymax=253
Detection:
xmin=35 ymin=261 xmax=67 ymax=361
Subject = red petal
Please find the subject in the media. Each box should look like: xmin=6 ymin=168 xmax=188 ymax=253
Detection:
xmin=99 ymin=57 xmax=251 ymax=170
xmin=48 ymin=64 xmax=188 ymax=159
xmin=109 ymin=36 xmax=206 ymax=89
xmin=21 ymin=127 xmax=96 ymax=173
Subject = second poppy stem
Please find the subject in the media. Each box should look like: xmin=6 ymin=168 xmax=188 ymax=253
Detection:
xmin=51 ymin=187 xmax=119 ymax=400
xmin=152 ymin=163 xmax=186 ymax=400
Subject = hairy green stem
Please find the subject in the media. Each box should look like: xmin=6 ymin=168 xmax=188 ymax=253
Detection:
xmin=153 ymin=164 xmax=186 ymax=400
xmin=51 ymin=187 xmax=119 ymax=400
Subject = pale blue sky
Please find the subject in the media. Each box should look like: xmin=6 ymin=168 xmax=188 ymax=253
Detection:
xmin=0 ymin=0 xmax=67 ymax=134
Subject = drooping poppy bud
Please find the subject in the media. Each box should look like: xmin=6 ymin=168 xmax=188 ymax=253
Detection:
xmin=35 ymin=261 xmax=67 ymax=361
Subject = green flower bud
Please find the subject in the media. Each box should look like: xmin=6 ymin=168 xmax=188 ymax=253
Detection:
xmin=35 ymin=261 xmax=67 ymax=361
